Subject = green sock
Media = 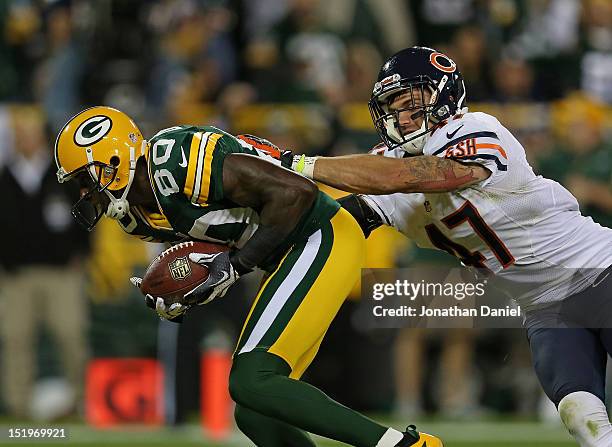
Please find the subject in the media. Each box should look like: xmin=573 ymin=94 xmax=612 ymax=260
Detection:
xmin=235 ymin=404 xmax=316 ymax=447
xmin=230 ymin=351 xmax=388 ymax=447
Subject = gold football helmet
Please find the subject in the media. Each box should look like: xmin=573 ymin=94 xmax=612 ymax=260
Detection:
xmin=54 ymin=106 xmax=146 ymax=230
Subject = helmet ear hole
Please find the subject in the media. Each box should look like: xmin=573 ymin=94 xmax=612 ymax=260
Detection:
xmin=110 ymin=155 xmax=120 ymax=167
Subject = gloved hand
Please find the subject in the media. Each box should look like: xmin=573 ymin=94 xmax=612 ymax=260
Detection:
xmin=236 ymin=133 xmax=294 ymax=169
xmin=129 ymin=276 xmax=189 ymax=322
xmin=183 ymin=251 xmax=240 ymax=305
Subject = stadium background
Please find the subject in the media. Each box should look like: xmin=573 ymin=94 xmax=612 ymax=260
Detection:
xmin=0 ymin=0 xmax=610 ymax=445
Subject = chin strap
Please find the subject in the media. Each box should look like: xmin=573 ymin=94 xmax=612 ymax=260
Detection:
xmin=102 ymin=140 xmax=147 ymax=221
xmin=105 ymin=194 xmax=130 ymax=220
xmin=400 ymin=120 xmax=429 ymax=154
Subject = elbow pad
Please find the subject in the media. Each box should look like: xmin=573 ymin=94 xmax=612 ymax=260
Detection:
xmin=337 ymin=194 xmax=383 ymax=238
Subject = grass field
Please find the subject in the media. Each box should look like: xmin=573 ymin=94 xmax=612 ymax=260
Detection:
xmin=0 ymin=420 xmax=575 ymax=446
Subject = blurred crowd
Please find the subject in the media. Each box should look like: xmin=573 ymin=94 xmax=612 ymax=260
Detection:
xmin=0 ymin=0 xmax=611 ymax=424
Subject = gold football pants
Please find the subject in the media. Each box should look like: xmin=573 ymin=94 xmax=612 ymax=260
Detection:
xmin=235 ymin=207 xmax=365 ymax=378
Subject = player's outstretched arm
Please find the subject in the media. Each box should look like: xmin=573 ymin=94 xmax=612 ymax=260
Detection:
xmin=223 ymin=153 xmax=318 ymax=273
xmin=298 ymin=154 xmax=490 ymax=194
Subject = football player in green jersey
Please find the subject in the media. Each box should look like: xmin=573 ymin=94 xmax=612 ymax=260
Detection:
xmin=54 ymin=106 xmax=442 ymax=447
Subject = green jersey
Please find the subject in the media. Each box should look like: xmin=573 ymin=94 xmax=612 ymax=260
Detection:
xmin=117 ymin=125 xmax=340 ymax=270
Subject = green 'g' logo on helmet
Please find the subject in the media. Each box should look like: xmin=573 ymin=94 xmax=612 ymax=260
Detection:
xmin=74 ymin=115 xmax=113 ymax=147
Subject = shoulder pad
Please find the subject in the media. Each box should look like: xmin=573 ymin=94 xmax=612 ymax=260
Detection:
xmin=425 ymin=112 xmax=500 ymax=157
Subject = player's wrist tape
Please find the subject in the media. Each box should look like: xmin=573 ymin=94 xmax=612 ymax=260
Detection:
xmin=291 ymin=155 xmax=317 ymax=179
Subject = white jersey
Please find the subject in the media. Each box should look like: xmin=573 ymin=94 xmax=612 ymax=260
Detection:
xmin=362 ymin=111 xmax=612 ymax=310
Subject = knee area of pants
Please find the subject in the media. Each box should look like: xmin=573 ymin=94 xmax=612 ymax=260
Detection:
xmin=228 ymin=369 xmax=244 ymax=404
xmin=233 ymin=405 xmax=248 ymax=429
xmin=229 ymin=368 xmax=272 ymax=405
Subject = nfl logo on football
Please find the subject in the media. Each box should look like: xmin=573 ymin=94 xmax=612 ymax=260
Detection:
xmin=169 ymin=256 xmax=192 ymax=281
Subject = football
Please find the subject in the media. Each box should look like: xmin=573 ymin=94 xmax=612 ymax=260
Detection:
xmin=140 ymin=241 xmax=228 ymax=304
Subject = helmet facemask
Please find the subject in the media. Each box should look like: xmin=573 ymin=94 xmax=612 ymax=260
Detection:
xmin=58 ymin=161 xmax=118 ymax=231
xmin=369 ymin=74 xmax=455 ymax=155
xmin=57 ymin=142 xmax=144 ymax=231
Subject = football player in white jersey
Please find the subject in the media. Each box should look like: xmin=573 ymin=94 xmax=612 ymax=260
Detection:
xmin=291 ymin=47 xmax=612 ymax=447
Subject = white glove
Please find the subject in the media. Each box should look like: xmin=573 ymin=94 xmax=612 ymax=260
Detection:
xmin=153 ymin=297 xmax=189 ymax=320
xmin=130 ymin=276 xmax=189 ymax=321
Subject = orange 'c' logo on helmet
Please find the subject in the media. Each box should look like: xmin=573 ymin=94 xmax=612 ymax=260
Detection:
xmin=429 ymin=52 xmax=456 ymax=73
